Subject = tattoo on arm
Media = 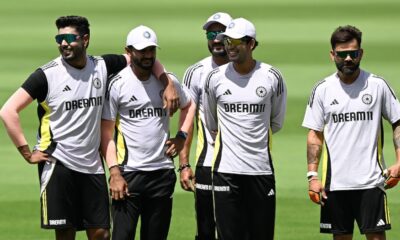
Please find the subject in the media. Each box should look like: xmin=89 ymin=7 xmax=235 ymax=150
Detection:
xmin=307 ymin=144 xmax=322 ymax=165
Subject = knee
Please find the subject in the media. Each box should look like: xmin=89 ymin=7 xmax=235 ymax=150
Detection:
xmin=88 ymin=228 xmax=110 ymax=240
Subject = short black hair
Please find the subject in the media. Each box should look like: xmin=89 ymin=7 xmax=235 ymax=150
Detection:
xmin=243 ymin=36 xmax=258 ymax=50
xmin=330 ymin=25 xmax=362 ymax=49
xmin=55 ymin=16 xmax=90 ymax=36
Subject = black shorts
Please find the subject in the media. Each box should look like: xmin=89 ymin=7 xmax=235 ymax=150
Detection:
xmin=194 ymin=166 xmax=216 ymax=240
xmin=320 ymin=187 xmax=391 ymax=235
xmin=39 ymin=160 xmax=110 ymax=230
xmin=213 ymin=172 xmax=276 ymax=240
xmin=111 ymin=169 xmax=176 ymax=240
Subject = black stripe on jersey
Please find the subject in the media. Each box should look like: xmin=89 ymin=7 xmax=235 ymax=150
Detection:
xmin=105 ymin=74 xmax=122 ymax=101
xmin=373 ymin=75 xmax=397 ymax=100
xmin=377 ymin=119 xmax=385 ymax=174
xmin=89 ymin=55 xmax=101 ymax=63
xmin=267 ymin=130 xmax=274 ymax=174
xmin=308 ymin=80 xmax=326 ymax=108
xmin=324 ymin=146 xmax=332 ymax=191
xmin=268 ymin=68 xmax=284 ymax=96
xmin=213 ymin=133 xmax=223 ymax=172
xmin=40 ymin=61 xmax=58 ymax=71
xmin=183 ymin=64 xmax=203 ymax=88
xmin=196 ymin=118 xmax=208 ymax=167
xmin=204 ymin=68 xmax=219 ymax=95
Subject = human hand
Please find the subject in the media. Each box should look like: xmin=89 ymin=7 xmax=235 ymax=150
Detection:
xmin=308 ymin=178 xmax=327 ymax=205
xmin=165 ymin=138 xmax=185 ymax=158
xmin=180 ymin=167 xmax=195 ymax=192
xmin=28 ymin=150 xmax=49 ymax=164
xmin=109 ymin=167 xmax=129 ymax=200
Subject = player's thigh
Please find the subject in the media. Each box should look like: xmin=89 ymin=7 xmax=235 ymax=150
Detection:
xmin=244 ymin=175 xmax=276 ymax=240
xmin=40 ymin=160 xmax=78 ymax=229
xmin=140 ymin=169 xmax=176 ymax=240
xmin=320 ymin=191 xmax=355 ymax=235
xmin=357 ymin=187 xmax=391 ymax=234
xmin=79 ymin=172 xmax=110 ymax=230
xmin=213 ymin=172 xmax=245 ymax=240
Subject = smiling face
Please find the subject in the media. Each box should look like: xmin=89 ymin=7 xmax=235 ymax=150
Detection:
xmin=206 ymin=23 xmax=227 ymax=57
xmin=57 ymin=26 xmax=88 ymax=63
xmin=224 ymin=37 xmax=254 ymax=64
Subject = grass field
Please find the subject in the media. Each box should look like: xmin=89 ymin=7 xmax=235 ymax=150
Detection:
xmin=1 ymin=0 xmax=400 ymax=239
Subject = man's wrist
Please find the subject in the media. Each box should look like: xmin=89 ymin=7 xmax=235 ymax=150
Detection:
xmin=17 ymin=145 xmax=32 ymax=161
xmin=178 ymin=163 xmax=191 ymax=172
xmin=176 ymin=131 xmax=188 ymax=140
xmin=307 ymin=171 xmax=318 ymax=181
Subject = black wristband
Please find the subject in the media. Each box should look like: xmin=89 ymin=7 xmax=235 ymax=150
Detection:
xmin=177 ymin=163 xmax=191 ymax=172
xmin=175 ymin=130 xmax=188 ymax=140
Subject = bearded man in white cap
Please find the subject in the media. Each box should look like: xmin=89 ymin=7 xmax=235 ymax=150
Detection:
xmin=178 ymin=12 xmax=232 ymax=240
xmin=202 ymin=17 xmax=287 ymax=240
xmin=100 ymin=25 xmax=194 ymax=240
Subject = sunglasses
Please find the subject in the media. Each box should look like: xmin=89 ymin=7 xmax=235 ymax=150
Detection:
xmin=206 ymin=31 xmax=224 ymax=40
xmin=334 ymin=50 xmax=360 ymax=59
xmin=223 ymin=37 xmax=245 ymax=47
xmin=55 ymin=34 xmax=81 ymax=44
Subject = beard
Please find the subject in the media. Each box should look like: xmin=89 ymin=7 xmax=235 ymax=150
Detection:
xmin=133 ymin=57 xmax=155 ymax=70
xmin=208 ymin=43 xmax=227 ymax=57
xmin=59 ymin=44 xmax=85 ymax=62
xmin=335 ymin=61 xmax=360 ymax=76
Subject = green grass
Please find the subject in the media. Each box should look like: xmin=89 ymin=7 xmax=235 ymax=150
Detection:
xmin=1 ymin=0 xmax=400 ymax=239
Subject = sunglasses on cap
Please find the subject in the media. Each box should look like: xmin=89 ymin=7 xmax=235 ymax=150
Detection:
xmin=334 ymin=50 xmax=361 ymax=59
xmin=55 ymin=34 xmax=81 ymax=44
xmin=206 ymin=31 xmax=224 ymax=40
xmin=223 ymin=37 xmax=246 ymax=47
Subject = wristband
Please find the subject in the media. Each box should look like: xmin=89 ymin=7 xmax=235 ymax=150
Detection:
xmin=306 ymin=171 xmax=318 ymax=180
xmin=17 ymin=144 xmax=32 ymax=161
xmin=178 ymin=163 xmax=191 ymax=172
xmin=176 ymin=131 xmax=188 ymax=140
xmin=109 ymin=165 xmax=119 ymax=171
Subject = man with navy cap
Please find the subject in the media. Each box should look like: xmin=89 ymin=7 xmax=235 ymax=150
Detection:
xmin=203 ymin=17 xmax=287 ymax=240
xmin=178 ymin=12 xmax=232 ymax=240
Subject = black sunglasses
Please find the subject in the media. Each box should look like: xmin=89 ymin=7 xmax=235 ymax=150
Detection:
xmin=206 ymin=31 xmax=224 ymax=40
xmin=55 ymin=34 xmax=81 ymax=44
xmin=334 ymin=50 xmax=360 ymax=59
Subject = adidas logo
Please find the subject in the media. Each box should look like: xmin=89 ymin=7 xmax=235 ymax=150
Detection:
xmin=267 ymin=189 xmax=275 ymax=196
xmin=376 ymin=219 xmax=385 ymax=227
xmin=129 ymin=95 xmax=137 ymax=102
xmin=330 ymin=99 xmax=339 ymax=105
xmin=223 ymin=89 xmax=232 ymax=95
xmin=62 ymin=85 xmax=71 ymax=92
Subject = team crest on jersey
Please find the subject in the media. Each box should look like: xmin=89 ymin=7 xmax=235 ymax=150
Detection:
xmin=143 ymin=31 xmax=151 ymax=39
xmin=362 ymin=94 xmax=372 ymax=105
xmin=93 ymin=78 xmax=102 ymax=89
xmin=256 ymin=86 xmax=267 ymax=98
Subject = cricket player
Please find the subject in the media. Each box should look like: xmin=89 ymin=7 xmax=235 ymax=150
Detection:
xmin=178 ymin=12 xmax=232 ymax=240
xmin=303 ymin=25 xmax=400 ymax=240
xmin=203 ymin=17 xmax=287 ymax=240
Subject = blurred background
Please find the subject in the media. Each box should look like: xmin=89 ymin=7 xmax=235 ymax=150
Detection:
xmin=1 ymin=0 xmax=399 ymax=239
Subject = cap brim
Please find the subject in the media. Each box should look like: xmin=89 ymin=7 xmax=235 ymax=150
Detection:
xmin=217 ymin=31 xmax=245 ymax=40
xmin=130 ymin=42 xmax=159 ymax=50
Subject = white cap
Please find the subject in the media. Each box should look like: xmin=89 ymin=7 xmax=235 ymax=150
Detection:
xmin=126 ymin=25 xmax=158 ymax=50
xmin=217 ymin=17 xmax=256 ymax=40
xmin=202 ymin=12 xmax=232 ymax=30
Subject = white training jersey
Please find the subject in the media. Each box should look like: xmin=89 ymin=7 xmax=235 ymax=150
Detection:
xmin=203 ymin=61 xmax=286 ymax=175
xmin=102 ymin=68 xmax=191 ymax=172
xmin=22 ymin=55 xmax=126 ymax=174
xmin=182 ymin=56 xmax=218 ymax=168
xmin=302 ymin=70 xmax=400 ymax=191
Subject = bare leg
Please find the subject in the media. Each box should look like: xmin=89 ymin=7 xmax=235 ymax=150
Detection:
xmin=86 ymin=228 xmax=110 ymax=240
xmin=55 ymin=228 xmax=76 ymax=240
xmin=334 ymin=234 xmax=353 ymax=240
xmin=366 ymin=232 xmax=385 ymax=240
